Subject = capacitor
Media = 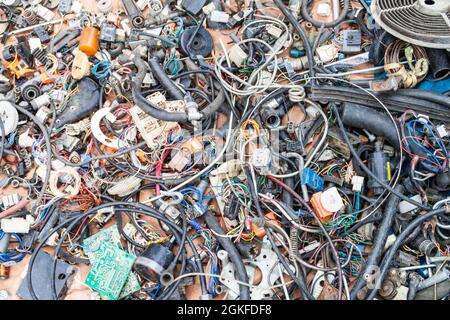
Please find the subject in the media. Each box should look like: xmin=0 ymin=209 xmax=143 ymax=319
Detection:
xmin=368 ymin=142 xmax=389 ymax=195
xmin=79 ymin=27 xmax=100 ymax=56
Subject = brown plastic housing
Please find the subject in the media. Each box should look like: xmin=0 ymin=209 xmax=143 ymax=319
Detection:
xmin=79 ymin=27 xmax=99 ymax=56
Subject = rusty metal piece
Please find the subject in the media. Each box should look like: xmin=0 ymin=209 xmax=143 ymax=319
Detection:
xmin=0 ymin=265 xmax=10 ymax=280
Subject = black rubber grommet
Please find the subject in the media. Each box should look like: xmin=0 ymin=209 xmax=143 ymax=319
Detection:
xmin=179 ymin=26 xmax=213 ymax=59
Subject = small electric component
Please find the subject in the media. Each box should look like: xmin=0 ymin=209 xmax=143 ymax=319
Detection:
xmin=303 ymin=168 xmax=325 ymax=191
xmin=251 ymin=148 xmax=272 ymax=175
xmin=310 ymin=187 xmax=344 ymax=221
xmin=341 ymin=30 xmax=362 ymax=53
xmin=99 ymin=24 xmax=116 ymax=42
xmin=181 ymin=0 xmax=207 ymax=15
xmin=317 ymin=3 xmax=331 ymax=17
xmin=228 ymin=44 xmax=248 ymax=66
xmin=352 ymin=176 xmax=364 ymax=192
xmin=134 ymin=244 xmax=174 ymax=282
xmin=368 ymin=142 xmax=390 ymax=195
xmin=210 ymin=11 xmax=229 ymax=23
xmin=79 ymin=27 xmax=100 ymax=56
xmin=1 ymin=194 xmax=20 ymax=209
xmin=1 ymin=217 xmax=32 ymax=234
xmin=34 ymin=26 xmax=51 ymax=43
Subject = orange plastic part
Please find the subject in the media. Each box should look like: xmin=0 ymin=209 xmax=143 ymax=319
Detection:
xmin=252 ymin=211 xmax=279 ymax=239
xmin=310 ymin=192 xmax=334 ymax=222
xmin=2 ymin=56 xmax=34 ymax=79
xmin=79 ymin=27 xmax=100 ymax=56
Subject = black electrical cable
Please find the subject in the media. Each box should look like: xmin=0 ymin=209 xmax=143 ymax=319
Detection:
xmin=345 ymin=215 xmax=382 ymax=235
xmin=366 ymin=207 xmax=448 ymax=300
xmin=26 ymin=201 xmax=206 ymax=300
xmin=132 ymin=56 xmax=189 ymax=122
xmin=245 ymin=166 xmax=316 ymax=300
xmin=0 ymin=116 xmax=5 ymax=163
xmin=273 ymin=0 xmax=316 ymax=78
xmin=204 ymin=212 xmax=250 ymax=300
xmin=3 ymin=100 xmax=51 ymax=217
xmin=138 ymin=31 xmax=178 ymax=47
xmin=266 ymin=174 xmax=343 ymax=300
xmin=171 ymin=69 xmax=239 ymax=119
xmin=148 ymin=57 xmax=185 ymax=100
xmin=332 ymin=105 xmax=430 ymax=211
xmin=350 ymin=185 xmax=404 ymax=300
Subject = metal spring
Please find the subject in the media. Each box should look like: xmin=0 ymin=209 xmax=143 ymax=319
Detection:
xmin=288 ymin=86 xmax=306 ymax=103
xmin=19 ymin=149 xmax=33 ymax=168
xmin=289 ymin=227 xmax=299 ymax=262
xmin=23 ymin=8 xmax=39 ymax=26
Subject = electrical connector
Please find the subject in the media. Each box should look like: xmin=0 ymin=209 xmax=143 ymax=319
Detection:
xmin=352 ymin=176 xmax=364 ymax=192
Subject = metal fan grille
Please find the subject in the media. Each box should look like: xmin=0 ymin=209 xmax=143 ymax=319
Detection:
xmin=372 ymin=0 xmax=450 ymax=49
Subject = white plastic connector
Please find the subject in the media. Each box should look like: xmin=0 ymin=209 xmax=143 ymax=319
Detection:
xmin=1 ymin=217 xmax=31 ymax=234
xmin=35 ymin=106 xmax=51 ymax=123
xmin=28 ymin=38 xmax=42 ymax=53
xmin=18 ymin=129 xmax=35 ymax=148
xmin=202 ymin=2 xmax=216 ymax=14
xmin=317 ymin=3 xmax=331 ymax=17
xmin=398 ymin=194 xmax=422 ymax=214
xmin=107 ymin=176 xmax=142 ymax=197
xmin=266 ymin=25 xmax=283 ymax=38
xmin=71 ymin=1 xmax=83 ymax=14
xmin=316 ymin=44 xmax=339 ymax=63
xmin=48 ymin=90 xmax=66 ymax=104
xmin=251 ymin=148 xmax=272 ymax=172
xmin=1 ymin=194 xmax=20 ymax=209
xmin=35 ymin=4 xmax=55 ymax=21
xmin=437 ymin=125 xmax=448 ymax=138
xmin=352 ymin=176 xmax=364 ymax=192
xmin=136 ymin=0 xmax=149 ymax=10
xmin=30 ymin=93 xmax=50 ymax=110
xmin=229 ymin=45 xmax=248 ymax=67
xmin=210 ymin=11 xmax=229 ymax=23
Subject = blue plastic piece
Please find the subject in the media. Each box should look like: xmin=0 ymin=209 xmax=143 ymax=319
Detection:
xmin=290 ymin=48 xmax=305 ymax=58
xmin=190 ymin=219 xmax=202 ymax=231
xmin=303 ymin=167 xmax=324 ymax=191
xmin=417 ymin=78 xmax=450 ymax=94
xmin=80 ymin=154 xmax=91 ymax=170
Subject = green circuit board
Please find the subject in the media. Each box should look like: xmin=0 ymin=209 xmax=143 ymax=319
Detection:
xmin=85 ymin=241 xmax=136 ymax=300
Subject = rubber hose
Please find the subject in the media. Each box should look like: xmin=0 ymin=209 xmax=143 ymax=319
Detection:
xmin=350 ymin=185 xmax=404 ymax=300
xmin=340 ymin=103 xmax=400 ymax=150
xmin=396 ymin=89 xmax=450 ymax=109
xmin=200 ymin=89 xmax=225 ymax=118
xmin=366 ymin=207 xmax=447 ymax=300
xmin=407 ymin=273 xmax=421 ymax=300
xmin=204 ymin=213 xmax=250 ymax=300
xmin=332 ymin=105 xmax=429 ymax=210
xmin=132 ymin=56 xmax=189 ymax=122
xmin=148 ymin=57 xmax=184 ymax=100
xmin=425 ymin=48 xmax=450 ymax=81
